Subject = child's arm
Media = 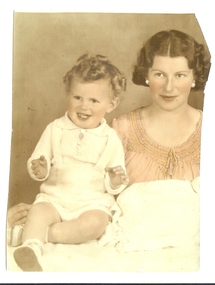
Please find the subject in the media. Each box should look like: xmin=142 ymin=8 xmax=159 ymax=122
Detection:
xmin=31 ymin=155 xmax=48 ymax=179
xmin=105 ymin=166 xmax=129 ymax=189
xmin=27 ymin=123 xmax=53 ymax=181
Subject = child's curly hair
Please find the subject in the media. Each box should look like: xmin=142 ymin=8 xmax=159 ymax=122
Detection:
xmin=63 ymin=54 xmax=126 ymax=98
xmin=132 ymin=30 xmax=211 ymax=91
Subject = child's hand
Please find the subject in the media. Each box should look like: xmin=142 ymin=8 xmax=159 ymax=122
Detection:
xmin=31 ymin=155 xmax=48 ymax=179
xmin=105 ymin=166 xmax=129 ymax=189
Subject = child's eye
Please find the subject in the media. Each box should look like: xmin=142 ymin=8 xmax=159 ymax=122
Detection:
xmin=91 ymin=99 xmax=99 ymax=103
xmin=74 ymin=96 xmax=82 ymax=100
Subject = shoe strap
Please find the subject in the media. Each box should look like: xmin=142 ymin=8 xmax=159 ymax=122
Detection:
xmin=22 ymin=239 xmax=44 ymax=255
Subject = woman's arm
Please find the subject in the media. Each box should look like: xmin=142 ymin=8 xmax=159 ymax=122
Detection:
xmin=7 ymin=203 xmax=31 ymax=227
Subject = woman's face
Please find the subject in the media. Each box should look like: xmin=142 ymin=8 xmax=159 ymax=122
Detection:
xmin=147 ymin=55 xmax=195 ymax=112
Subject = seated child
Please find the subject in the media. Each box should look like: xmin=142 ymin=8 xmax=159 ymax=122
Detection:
xmin=12 ymin=53 xmax=129 ymax=271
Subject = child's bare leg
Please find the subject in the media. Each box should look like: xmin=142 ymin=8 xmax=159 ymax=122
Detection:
xmin=22 ymin=202 xmax=61 ymax=243
xmin=48 ymin=210 xmax=109 ymax=244
xmin=14 ymin=202 xmax=61 ymax=271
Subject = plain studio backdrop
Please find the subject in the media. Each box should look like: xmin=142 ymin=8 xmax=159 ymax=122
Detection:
xmin=8 ymin=13 xmax=208 ymax=208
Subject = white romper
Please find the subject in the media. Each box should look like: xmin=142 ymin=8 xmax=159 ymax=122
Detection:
xmin=27 ymin=112 xmax=126 ymax=220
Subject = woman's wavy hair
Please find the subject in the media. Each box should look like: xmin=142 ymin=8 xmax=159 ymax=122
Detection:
xmin=63 ymin=53 xmax=126 ymax=98
xmin=132 ymin=29 xmax=211 ymax=91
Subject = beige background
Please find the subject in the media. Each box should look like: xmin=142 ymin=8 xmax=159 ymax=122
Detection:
xmin=8 ymin=12 xmax=207 ymax=208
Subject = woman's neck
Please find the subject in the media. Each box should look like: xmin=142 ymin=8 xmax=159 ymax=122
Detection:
xmin=146 ymin=103 xmax=192 ymax=122
xmin=142 ymin=104 xmax=200 ymax=147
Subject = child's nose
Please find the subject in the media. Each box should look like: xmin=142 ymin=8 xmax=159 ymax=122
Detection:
xmin=81 ymin=101 xmax=90 ymax=110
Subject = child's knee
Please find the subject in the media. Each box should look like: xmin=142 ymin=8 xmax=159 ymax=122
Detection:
xmin=48 ymin=224 xmax=63 ymax=242
xmin=81 ymin=210 xmax=109 ymax=238
xmin=28 ymin=202 xmax=60 ymax=224
xmin=29 ymin=202 xmax=45 ymax=211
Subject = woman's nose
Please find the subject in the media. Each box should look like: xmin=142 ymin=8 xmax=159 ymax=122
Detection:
xmin=164 ymin=77 xmax=175 ymax=93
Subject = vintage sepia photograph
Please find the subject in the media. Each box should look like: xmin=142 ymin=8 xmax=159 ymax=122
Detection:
xmin=2 ymin=5 xmax=215 ymax=282
xmin=6 ymin=12 xmax=211 ymax=273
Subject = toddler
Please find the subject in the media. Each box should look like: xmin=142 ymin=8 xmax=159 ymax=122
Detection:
xmin=12 ymin=53 xmax=128 ymax=271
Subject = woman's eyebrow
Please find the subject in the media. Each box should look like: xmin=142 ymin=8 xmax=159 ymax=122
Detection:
xmin=150 ymin=68 xmax=165 ymax=72
xmin=175 ymin=70 xmax=192 ymax=73
xmin=150 ymin=68 xmax=191 ymax=73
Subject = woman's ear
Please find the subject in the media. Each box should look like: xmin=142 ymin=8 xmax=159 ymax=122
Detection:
xmin=107 ymin=97 xmax=120 ymax=113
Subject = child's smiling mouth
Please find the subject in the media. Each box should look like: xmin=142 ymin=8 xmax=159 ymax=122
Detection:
xmin=77 ymin=113 xmax=90 ymax=119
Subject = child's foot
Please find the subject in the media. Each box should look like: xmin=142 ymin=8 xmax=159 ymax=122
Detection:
xmin=10 ymin=224 xmax=24 ymax=247
xmin=13 ymin=243 xmax=43 ymax=271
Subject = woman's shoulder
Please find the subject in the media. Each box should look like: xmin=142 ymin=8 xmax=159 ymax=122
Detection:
xmin=188 ymin=107 xmax=202 ymax=132
xmin=114 ymin=107 xmax=143 ymax=123
xmin=112 ymin=107 xmax=142 ymax=130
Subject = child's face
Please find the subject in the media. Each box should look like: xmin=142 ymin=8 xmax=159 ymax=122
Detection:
xmin=67 ymin=78 xmax=118 ymax=129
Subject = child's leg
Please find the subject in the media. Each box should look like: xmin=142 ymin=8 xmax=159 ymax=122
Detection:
xmin=22 ymin=202 xmax=61 ymax=243
xmin=14 ymin=202 xmax=61 ymax=271
xmin=48 ymin=209 xmax=109 ymax=244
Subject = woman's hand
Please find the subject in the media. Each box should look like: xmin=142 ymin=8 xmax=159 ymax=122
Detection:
xmin=31 ymin=155 xmax=48 ymax=179
xmin=7 ymin=203 xmax=31 ymax=227
xmin=105 ymin=166 xmax=129 ymax=189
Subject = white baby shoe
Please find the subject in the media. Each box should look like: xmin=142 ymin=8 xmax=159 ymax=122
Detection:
xmin=13 ymin=239 xmax=44 ymax=271
xmin=9 ymin=224 xmax=24 ymax=247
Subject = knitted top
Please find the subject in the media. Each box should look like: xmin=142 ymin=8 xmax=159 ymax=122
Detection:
xmin=112 ymin=108 xmax=202 ymax=185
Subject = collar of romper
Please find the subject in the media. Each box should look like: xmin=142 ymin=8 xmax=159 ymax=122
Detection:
xmin=54 ymin=111 xmax=109 ymax=137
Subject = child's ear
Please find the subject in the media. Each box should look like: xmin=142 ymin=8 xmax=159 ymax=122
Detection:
xmin=107 ymin=97 xmax=120 ymax=113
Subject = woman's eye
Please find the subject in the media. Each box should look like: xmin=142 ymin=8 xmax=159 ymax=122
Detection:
xmin=155 ymin=72 xmax=164 ymax=77
xmin=176 ymin=74 xmax=185 ymax=78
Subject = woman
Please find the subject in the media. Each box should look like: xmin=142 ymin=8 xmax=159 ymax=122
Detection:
xmin=113 ymin=29 xmax=210 ymax=184
xmin=8 ymin=30 xmax=211 ymax=251
xmin=99 ymin=29 xmax=211 ymax=251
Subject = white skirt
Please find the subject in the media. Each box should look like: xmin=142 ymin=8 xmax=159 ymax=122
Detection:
xmin=99 ymin=177 xmax=200 ymax=252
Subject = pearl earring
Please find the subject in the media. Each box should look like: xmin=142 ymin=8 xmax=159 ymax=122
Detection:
xmin=145 ymin=79 xmax=149 ymax=85
xmin=191 ymin=82 xmax=196 ymax=88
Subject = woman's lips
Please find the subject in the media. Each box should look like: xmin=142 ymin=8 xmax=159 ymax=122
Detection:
xmin=160 ymin=95 xmax=177 ymax=101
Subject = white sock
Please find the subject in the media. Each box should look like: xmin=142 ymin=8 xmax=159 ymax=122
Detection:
xmin=22 ymin=238 xmax=44 ymax=257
